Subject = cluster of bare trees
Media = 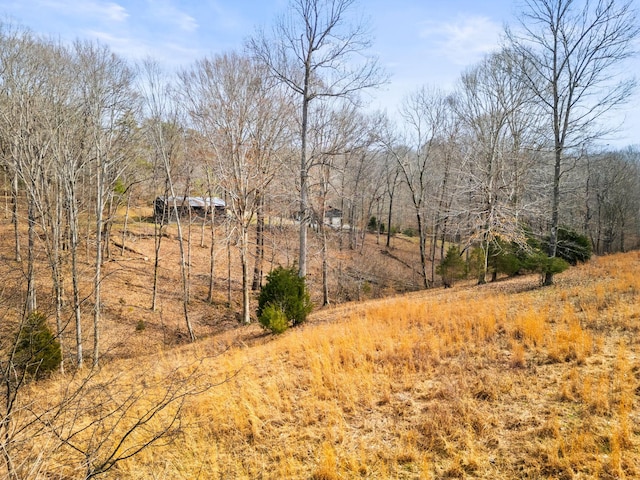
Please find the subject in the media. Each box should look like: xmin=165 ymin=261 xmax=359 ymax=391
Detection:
xmin=0 ymin=25 xmax=140 ymax=369
xmin=378 ymin=0 xmax=640 ymax=286
xmin=0 ymin=26 xmax=222 ymax=474
xmin=0 ymin=0 xmax=638 ymax=475
xmin=0 ymin=0 xmax=638 ymax=353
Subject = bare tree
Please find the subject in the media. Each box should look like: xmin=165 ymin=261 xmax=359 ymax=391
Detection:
xmin=35 ymin=360 xmax=216 ymax=479
xmin=428 ymin=112 xmax=462 ymax=282
xmin=506 ymin=0 xmax=639 ymax=285
xmin=204 ymin=163 xmax=220 ymax=302
xmin=140 ymin=60 xmax=195 ymax=341
xmin=453 ymin=50 xmax=539 ymax=283
xmin=381 ymin=87 xmax=450 ymax=288
xmin=0 ymin=23 xmax=27 ymax=265
xmin=179 ymin=52 xmax=291 ymax=324
xmin=55 ymin=58 xmax=93 ymax=368
xmin=249 ymin=0 xmax=385 ymax=278
xmin=0 ymin=28 xmax=57 ymax=317
xmin=30 ymin=41 xmax=76 ymax=373
xmin=74 ymin=40 xmax=139 ymax=366
xmin=381 ymin=149 xmax=402 ymax=249
xmin=0 ymin=300 xmax=221 ymax=479
xmin=583 ymin=148 xmax=640 ymax=253
xmin=307 ymin=102 xmax=374 ymax=305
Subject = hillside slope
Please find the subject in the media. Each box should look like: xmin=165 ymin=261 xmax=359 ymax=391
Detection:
xmin=14 ymin=251 xmax=640 ymax=478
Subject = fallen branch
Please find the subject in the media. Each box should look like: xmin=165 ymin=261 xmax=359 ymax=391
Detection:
xmin=111 ymin=240 xmax=148 ymax=261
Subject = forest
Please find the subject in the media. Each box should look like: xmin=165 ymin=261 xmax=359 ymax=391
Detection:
xmin=1 ymin=0 xmax=639 ymax=364
xmin=1 ymin=0 xmax=640 ymax=476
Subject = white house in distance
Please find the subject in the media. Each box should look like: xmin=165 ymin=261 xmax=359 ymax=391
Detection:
xmin=324 ymin=206 xmax=343 ymax=228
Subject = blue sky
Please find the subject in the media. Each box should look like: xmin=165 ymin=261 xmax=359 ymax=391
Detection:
xmin=2 ymin=0 xmax=638 ymax=147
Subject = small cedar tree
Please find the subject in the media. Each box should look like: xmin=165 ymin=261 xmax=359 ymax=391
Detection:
xmin=257 ymin=266 xmax=312 ymax=332
xmin=16 ymin=311 xmax=62 ymax=379
xmin=436 ymin=245 xmax=467 ymax=287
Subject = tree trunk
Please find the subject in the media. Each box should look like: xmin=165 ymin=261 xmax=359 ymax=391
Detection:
xmin=386 ymin=187 xmax=394 ymax=248
xmin=252 ymin=195 xmax=265 ymax=291
xmin=171 ymin=199 xmax=195 ymax=341
xmin=375 ymin=199 xmax=382 ymax=245
xmin=102 ymin=194 xmax=114 ymax=262
xmin=544 ymin=146 xmax=562 ymax=286
xmin=298 ymin=89 xmax=310 ymax=278
xmin=417 ymin=212 xmax=429 ymax=289
xmin=68 ymin=190 xmax=83 ymax=368
xmin=26 ymin=198 xmax=37 ymax=315
xmin=226 ymin=193 xmax=232 ymax=308
xmin=52 ymin=186 xmax=65 ymax=373
xmin=321 ymin=222 xmax=330 ymax=306
xmin=187 ymin=211 xmax=192 ymax=304
xmin=11 ymin=172 xmax=21 ymax=263
xmin=93 ymin=162 xmax=104 ymax=367
xmin=207 ymin=199 xmax=216 ymax=303
xmin=121 ymin=188 xmax=132 ymax=256
xmin=430 ymin=221 xmax=439 ymax=285
xmin=240 ymin=225 xmax=251 ymax=324
xmin=151 ymin=213 xmax=163 ymax=312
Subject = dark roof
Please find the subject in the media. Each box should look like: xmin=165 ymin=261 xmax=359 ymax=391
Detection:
xmin=325 ymin=206 xmax=342 ymax=217
xmin=157 ymin=196 xmax=225 ymax=208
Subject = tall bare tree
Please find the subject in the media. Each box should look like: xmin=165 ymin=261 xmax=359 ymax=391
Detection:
xmin=0 ymin=23 xmax=26 ymax=265
xmin=453 ymin=50 xmax=539 ymax=283
xmin=381 ymin=87 xmax=450 ymax=288
xmin=249 ymin=0 xmax=384 ymax=278
xmin=179 ymin=52 xmax=291 ymax=324
xmin=73 ymin=41 xmax=139 ymax=366
xmin=0 ymin=28 xmax=56 ymax=317
xmin=307 ymin=102 xmax=375 ymax=305
xmin=140 ymin=60 xmax=195 ymax=341
xmin=506 ymin=0 xmax=639 ymax=285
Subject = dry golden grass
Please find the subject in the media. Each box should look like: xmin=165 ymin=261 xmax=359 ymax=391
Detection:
xmin=2 ymin=201 xmax=638 ymax=480
xmin=14 ymin=249 xmax=639 ymax=479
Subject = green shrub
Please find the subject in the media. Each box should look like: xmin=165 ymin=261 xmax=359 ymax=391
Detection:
xmin=257 ymin=266 xmax=312 ymax=331
xmin=16 ymin=311 xmax=61 ymax=379
xmin=367 ymin=216 xmax=385 ymax=234
xmin=489 ymin=239 xmax=524 ymax=278
xmin=494 ymin=249 xmax=522 ymax=277
xmin=524 ymin=252 xmax=570 ymax=278
xmin=368 ymin=216 xmax=378 ymax=232
xmin=258 ymin=304 xmax=289 ymax=334
xmin=436 ymin=245 xmax=467 ymax=287
xmin=548 ymin=226 xmax=592 ymax=265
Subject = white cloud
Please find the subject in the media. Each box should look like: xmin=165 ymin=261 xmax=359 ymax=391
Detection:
xmin=83 ymin=29 xmax=149 ymax=58
xmin=102 ymin=2 xmax=129 ymax=22
xmin=146 ymin=0 xmax=199 ymax=32
xmin=84 ymin=29 xmax=201 ymax=69
xmin=420 ymin=15 xmax=502 ymax=66
xmin=175 ymin=12 xmax=198 ymax=32
xmin=38 ymin=0 xmax=129 ymax=22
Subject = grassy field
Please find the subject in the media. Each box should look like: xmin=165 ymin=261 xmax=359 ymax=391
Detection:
xmin=19 ymin=249 xmax=640 ymax=479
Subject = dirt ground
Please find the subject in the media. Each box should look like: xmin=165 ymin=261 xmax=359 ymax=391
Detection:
xmin=0 ymin=205 xmax=426 ymax=363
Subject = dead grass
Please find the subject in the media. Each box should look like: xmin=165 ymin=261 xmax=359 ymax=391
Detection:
xmin=143 ymin=251 xmax=639 ymax=479
xmin=4 ymin=208 xmax=640 ymax=478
